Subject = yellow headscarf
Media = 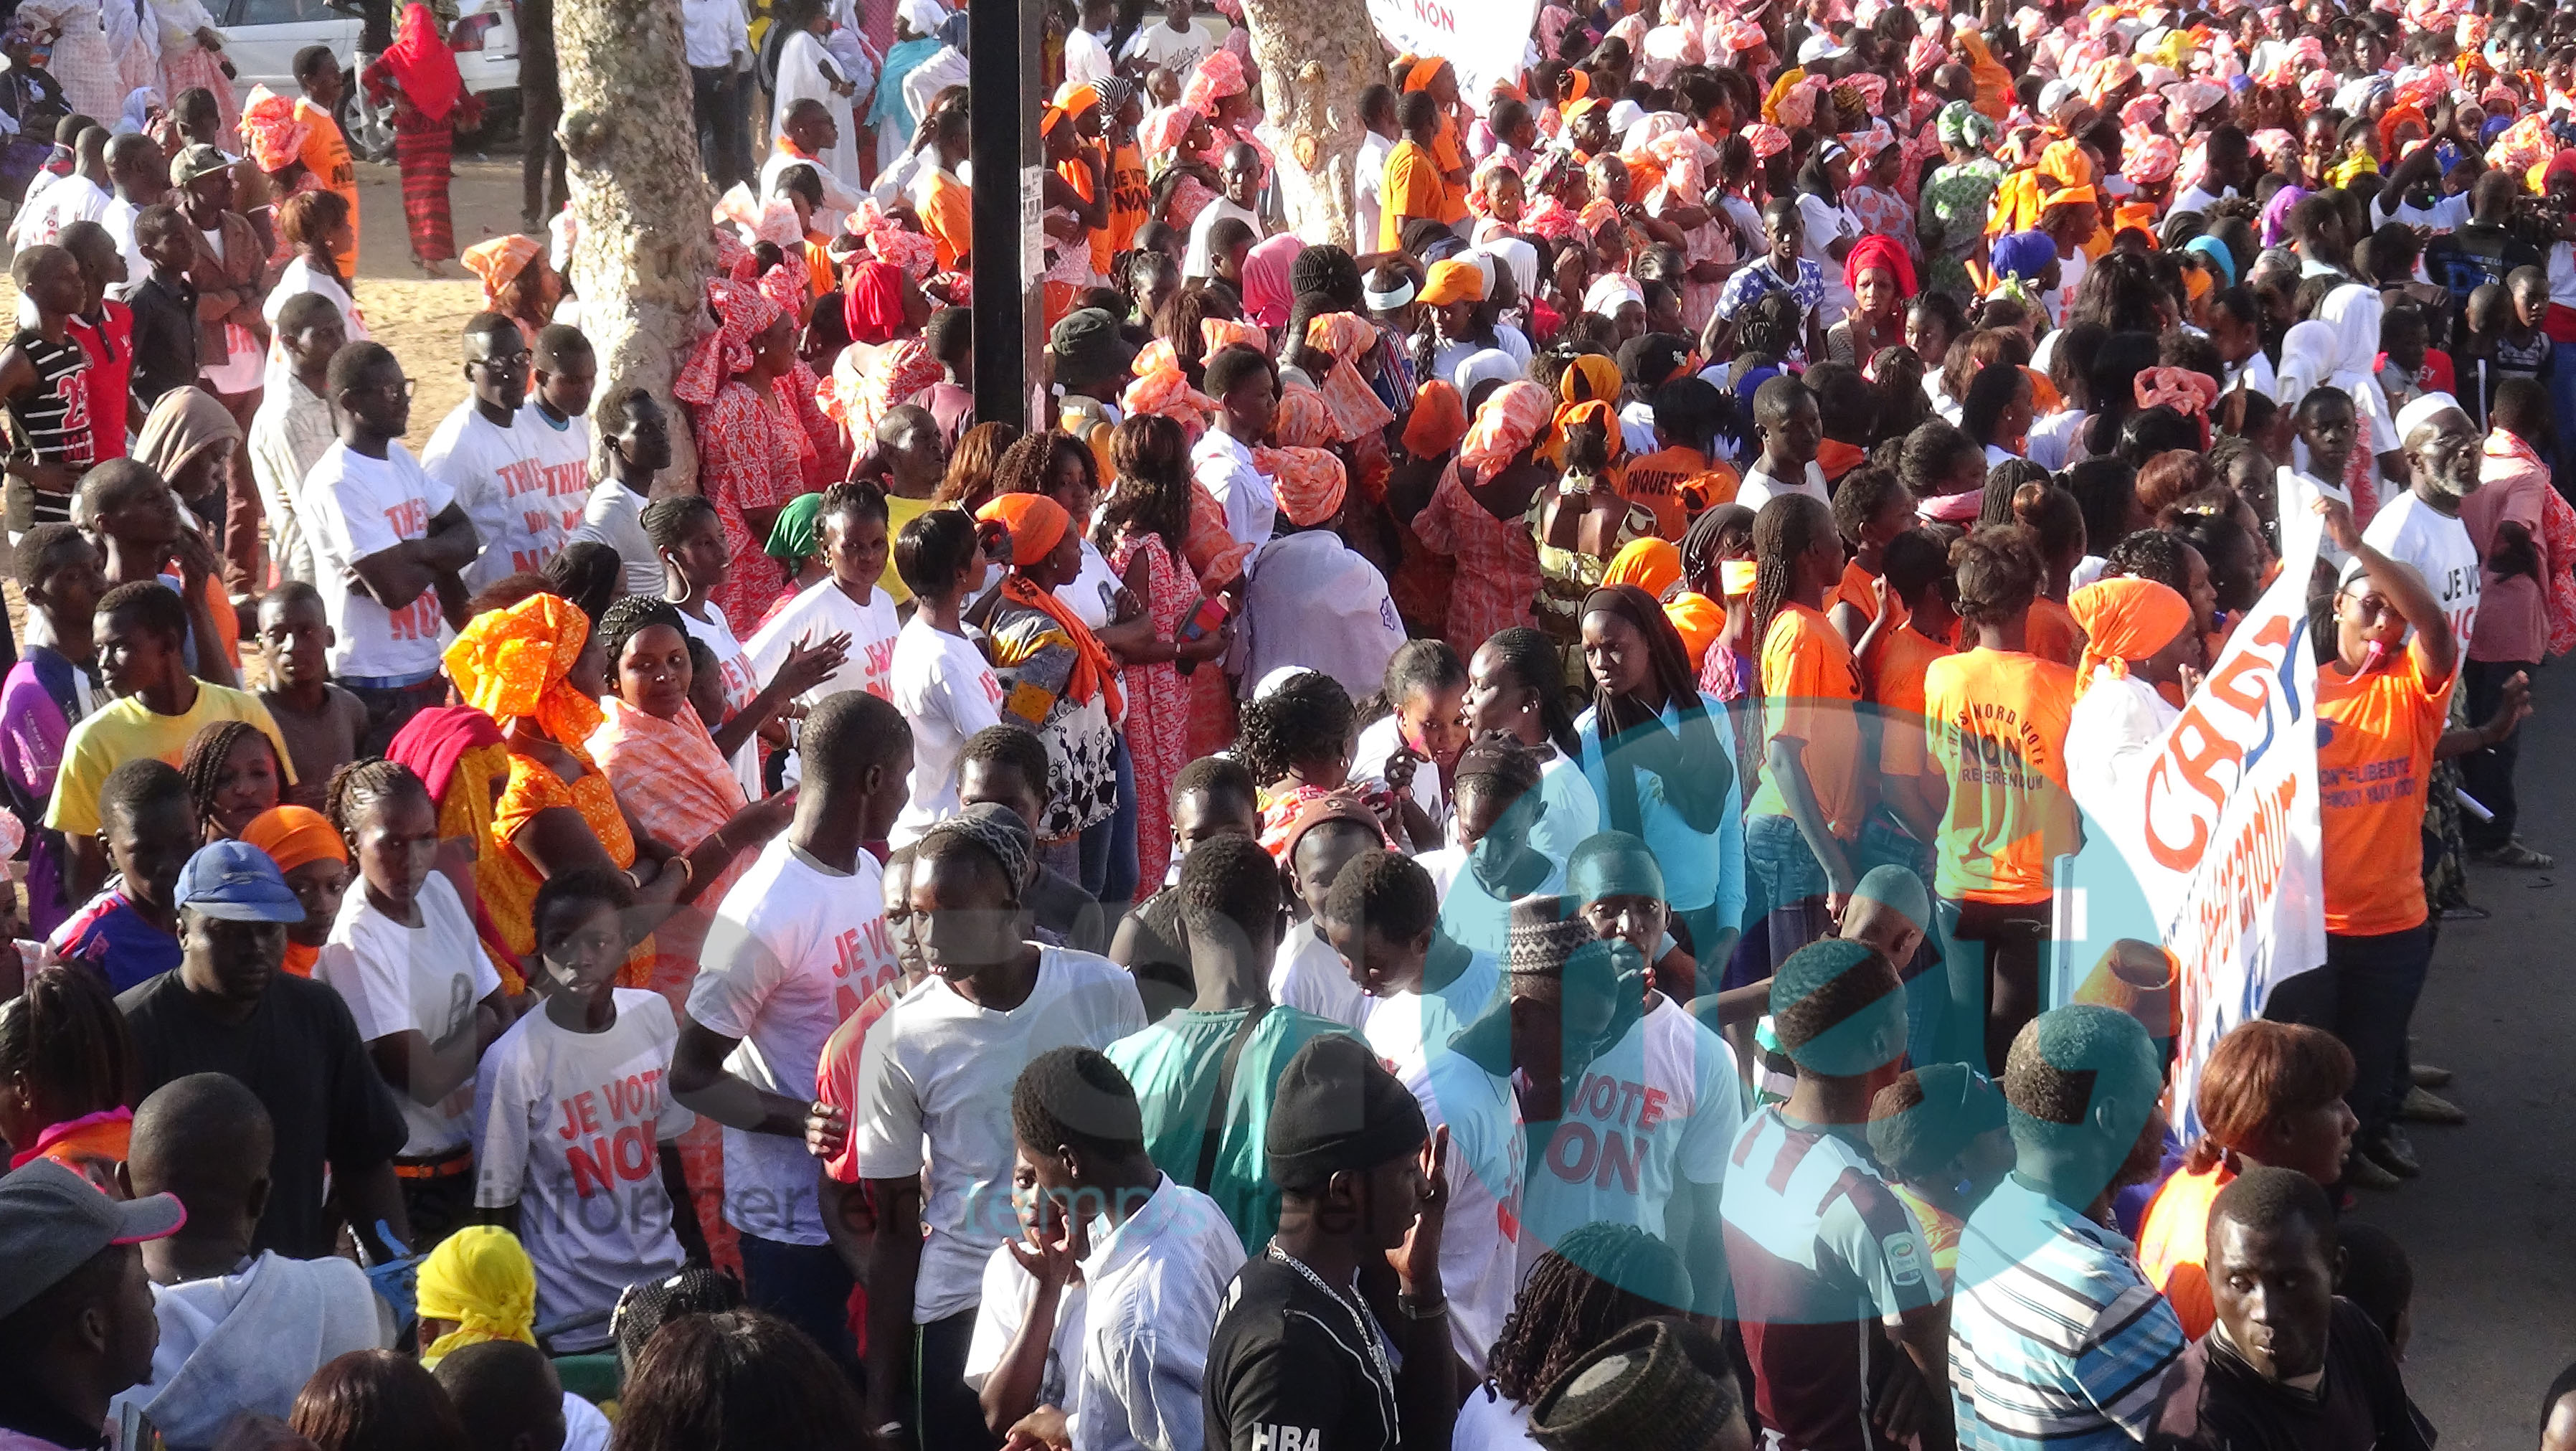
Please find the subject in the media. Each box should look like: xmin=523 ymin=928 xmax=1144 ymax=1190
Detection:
xmin=415 ymin=1225 xmax=537 ymax=1366
xmin=442 ymin=593 xmax=605 ymax=748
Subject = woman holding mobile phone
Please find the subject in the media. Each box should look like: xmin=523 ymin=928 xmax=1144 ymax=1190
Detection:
xmin=1097 ymin=414 xmax=1231 ymax=893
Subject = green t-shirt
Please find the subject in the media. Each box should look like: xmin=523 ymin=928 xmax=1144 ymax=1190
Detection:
xmin=1103 ymin=1004 xmax=1357 ymax=1250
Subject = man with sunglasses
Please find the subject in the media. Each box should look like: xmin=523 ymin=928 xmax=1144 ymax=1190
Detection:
xmin=425 ymin=312 xmax=561 ymax=597
xmin=301 ymin=339 xmax=478 ymax=754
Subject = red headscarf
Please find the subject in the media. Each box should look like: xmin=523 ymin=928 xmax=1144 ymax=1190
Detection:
xmin=385 ymin=706 xmax=506 ymax=808
xmin=844 ymin=260 xmax=907 ymax=346
xmin=1843 ymin=233 xmax=1918 ymax=299
xmin=381 ymin=3 xmax=463 ymax=123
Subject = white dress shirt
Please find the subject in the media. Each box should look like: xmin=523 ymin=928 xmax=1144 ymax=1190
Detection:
xmin=1190 ymin=427 xmax=1277 ymax=552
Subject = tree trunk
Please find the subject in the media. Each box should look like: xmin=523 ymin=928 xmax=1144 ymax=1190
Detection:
xmin=1239 ymin=0 xmax=1383 ymax=250
xmin=554 ymin=0 xmax=713 ymax=491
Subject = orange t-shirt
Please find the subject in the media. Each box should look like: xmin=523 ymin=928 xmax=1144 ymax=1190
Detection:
xmin=1381 ymin=140 xmax=1447 ymax=252
xmin=2025 ymin=595 xmax=2085 ymax=668
xmin=922 ymin=169 xmax=974 ymax=272
xmin=293 ymin=98 xmax=358 ymax=279
xmin=1921 ymin=648 xmax=2079 ymax=903
xmin=1107 ymin=140 xmax=1152 ymax=256
xmin=2316 ymin=645 xmax=2452 ymax=935
xmin=1870 ymin=623 xmax=1951 ymax=783
xmin=1746 ymin=602 xmax=1865 ymax=838
xmin=1060 ymin=153 xmax=1109 ymax=277
xmin=1665 ymin=590 xmax=1726 ymax=671
xmin=1830 ymin=558 xmax=1911 ymax=639
xmin=1431 ymin=116 xmax=1470 ymax=224
xmin=2137 ymin=1161 xmax=2234 ymax=1341
xmin=1623 ymin=445 xmax=1704 ymax=540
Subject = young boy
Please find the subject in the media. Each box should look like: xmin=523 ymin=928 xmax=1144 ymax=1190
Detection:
xmin=255 ymin=582 xmax=368 ymax=811
xmin=79 ymin=458 xmax=234 ymax=684
xmin=44 ymin=581 xmax=293 ymax=902
xmin=1736 ymin=373 xmax=1829 ymax=509
xmin=2496 ymin=268 xmax=2553 ymax=381
xmin=110 ymin=1072 xmax=389 ymax=1446
xmin=520 ymin=323 xmax=596 ymax=552
xmin=957 ymin=727 xmax=1107 ymax=955
xmin=1108 ymin=755 xmax=1260 ymax=1016
xmin=0 ymin=524 xmax=109 ymax=938
xmin=245 ymin=291 xmax=349 ymax=589
xmin=472 ymin=868 xmax=705 ymax=1352
xmin=866 ymin=404 xmax=947 ymax=605
xmin=2284 ymin=386 xmax=2359 ymax=567
xmin=123 ymin=204 xmax=199 ymax=407
xmin=48 ymin=757 xmax=193 ymax=990
xmin=301 ymin=341 xmax=479 ymax=754
xmin=1865 ymin=1062 xmax=2013 ymax=1287
xmin=572 ymin=386 xmax=671 ymax=597
xmin=0 ymin=243 xmax=98 ymax=526
xmin=58 ymin=219 xmax=133 ymax=461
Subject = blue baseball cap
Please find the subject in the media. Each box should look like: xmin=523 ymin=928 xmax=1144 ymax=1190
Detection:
xmin=175 ymin=840 xmax=306 ymax=923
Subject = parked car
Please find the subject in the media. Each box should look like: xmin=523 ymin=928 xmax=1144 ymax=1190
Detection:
xmin=217 ymin=0 xmax=519 ymax=151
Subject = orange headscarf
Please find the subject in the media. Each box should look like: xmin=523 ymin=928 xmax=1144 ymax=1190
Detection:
xmin=1123 ymin=339 xmax=1218 ymax=426
xmin=1604 ymin=539 xmax=1682 ymax=597
xmin=1459 ymin=381 xmax=1555 ymax=478
xmin=976 ymin=494 xmax=1124 ymax=717
xmin=1304 ymin=313 xmax=1396 ymax=441
xmin=1201 ymin=317 xmax=1269 ymax=356
xmin=442 ymin=593 xmax=607 ymax=747
xmin=1403 ymin=381 xmax=1468 ymax=457
xmin=2069 ymin=577 xmax=2192 ymax=696
xmin=242 ymin=804 xmax=347 ymax=977
xmin=461 ymin=235 xmax=545 ymax=313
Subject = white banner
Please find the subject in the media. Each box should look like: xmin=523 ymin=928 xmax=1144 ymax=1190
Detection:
xmin=2078 ymin=512 xmax=2328 ymax=1135
xmin=1367 ymin=0 xmax=1541 ymax=110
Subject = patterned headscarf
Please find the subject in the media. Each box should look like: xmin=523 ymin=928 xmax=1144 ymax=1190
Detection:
xmin=237 ymin=85 xmax=311 ymax=172
xmin=1459 ymin=381 xmax=1554 ymax=478
xmin=1138 ymin=104 xmax=1198 ymax=161
xmin=1123 ymin=340 xmax=1218 ymax=425
xmin=672 ymin=278 xmax=783 ymax=407
xmin=828 ymin=336 xmax=941 ymax=437
xmin=2134 ymin=367 xmax=2218 ymax=417
xmin=924 ymin=802 xmax=1038 ymax=894
xmin=1202 ymin=317 xmax=1269 ymax=356
xmin=460 ymin=235 xmax=544 ymax=314
xmin=442 ymin=592 xmax=604 ymax=748
xmin=1936 ymin=100 xmax=1997 ymax=150
xmin=1183 ymin=49 xmax=1248 ymax=112
xmin=1256 ymin=443 xmax=1348 ymax=526
xmin=2126 ymin=133 xmax=2182 ymax=184
xmin=1305 ymin=313 xmax=1396 ymax=441
xmin=714 ymin=181 xmax=801 ymax=247
xmin=1744 ymin=123 xmax=1792 ymax=159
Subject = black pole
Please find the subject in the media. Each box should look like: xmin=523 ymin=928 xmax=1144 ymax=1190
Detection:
xmin=969 ymin=0 xmax=1048 ymax=431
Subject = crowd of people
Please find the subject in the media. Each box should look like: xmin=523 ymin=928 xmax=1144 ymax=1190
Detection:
xmin=6 ymin=0 xmax=2576 ymax=1445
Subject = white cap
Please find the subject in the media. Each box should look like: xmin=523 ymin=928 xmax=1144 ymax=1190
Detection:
xmin=2393 ymin=389 xmax=2464 ymax=444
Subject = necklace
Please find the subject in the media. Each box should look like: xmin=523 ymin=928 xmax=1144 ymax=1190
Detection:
xmin=1266 ymin=1243 xmax=1398 ymax=1416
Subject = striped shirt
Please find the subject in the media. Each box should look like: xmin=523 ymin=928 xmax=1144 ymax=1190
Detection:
xmin=6 ymin=328 xmax=92 ymax=524
xmin=1948 ymin=1177 xmax=2186 ymax=1450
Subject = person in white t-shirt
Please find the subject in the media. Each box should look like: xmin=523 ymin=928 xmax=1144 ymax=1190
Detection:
xmin=643 ymin=493 xmax=843 ymax=800
xmin=471 ymin=869 xmax=706 ymax=1351
xmin=993 ymin=1046 xmax=1244 ymax=1451
xmin=888 ymin=508 xmax=1007 ymax=846
xmin=1267 ymin=803 xmax=1385 ymax=1031
xmin=299 ymin=343 xmax=479 ymax=752
xmin=1415 ymin=737 xmax=1566 ymax=958
xmin=835 ymin=811 xmax=1145 ymax=1450
xmin=572 ymin=387 xmax=673 ymax=597
xmin=423 ymin=314 xmax=558 ymax=595
xmin=2367 ymin=392 xmax=2484 ymax=650
xmin=1123 ymin=0 xmax=1209 ymax=80
xmin=672 ymin=690 xmax=914 ymax=1376
xmin=1351 ymin=88 xmax=1400 ymax=270
xmin=743 ymin=483 xmax=903 ymax=772
xmin=517 ymin=324 xmax=599 ymax=560
xmin=1735 ymin=374 xmax=1831 ymax=509
xmin=315 ymin=759 xmax=510 ymax=1242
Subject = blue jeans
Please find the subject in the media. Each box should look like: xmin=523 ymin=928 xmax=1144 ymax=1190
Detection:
xmin=1745 ymin=811 xmax=1835 ymax=975
xmin=736 ymin=1234 xmax=860 ymax=1387
xmin=2264 ymin=925 xmax=2433 ymax=1142
xmin=1078 ymin=734 xmax=1140 ymax=906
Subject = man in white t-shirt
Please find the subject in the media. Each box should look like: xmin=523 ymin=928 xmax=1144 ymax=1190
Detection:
xmin=1268 ymin=803 xmax=1385 ymax=1031
xmin=518 ymin=323 xmax=598 ymax=555
xmin=572 ymin=386 xmax=672 ymax=597
xmin=1190 ymin=346 xmax=1282 ymax=551
xmin=2368 ymin=391 xmax=2484 ymax=648
xmin=673 ymin=689 xmax=913 ymax=1379
xmin=835 ymin=809 xmax=1146 ymax=1450
xmin=743 ymin=483 xmax=902 ymax=732
xmin=1736 ymin=373 xmax=1832 ymax=511
xmin=423 ymin=314 xmax=557 ymax=595
xmin=300 ymin=342 xmax=479 ymax=754
xmin=1351 ymin=88 xmax=1400 ymax=266
xmin=1122 ymin=0 xmax=1208 ymax=77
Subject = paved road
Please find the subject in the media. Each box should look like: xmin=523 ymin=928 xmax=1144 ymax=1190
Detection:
xmin=2347 ymin=651 xmax=2576 ymax=1448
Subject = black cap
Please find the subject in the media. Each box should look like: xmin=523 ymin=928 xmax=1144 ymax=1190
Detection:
xmin=1048 ymin=306 xmax=1132 ymax=382
xmin=1264 ymin=1034 xmax=1429 ymax=1189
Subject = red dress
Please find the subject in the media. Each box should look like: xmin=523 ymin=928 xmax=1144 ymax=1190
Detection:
xmin=694 ymin=377 xmax=810 ymax=630
xmin=1109 ymin=529 xmax=1188 ymax=898
xmin=1409 ymin=460 xmax=1542 ymax=658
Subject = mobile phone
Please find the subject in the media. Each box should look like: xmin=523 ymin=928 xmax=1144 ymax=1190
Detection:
xmin=1178 ymin=595 xmax=1229 ymax=642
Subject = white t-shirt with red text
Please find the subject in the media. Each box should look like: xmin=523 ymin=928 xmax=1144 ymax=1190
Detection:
xmin=470 ymin=988 xmax=696 ymax=1351
xmin=423 ymin=401 xmax=559 ymax=595
xmin=514 ymin=401 xmax=595 ymax=546
xmin=303 ymin=440 xmax=455 ymax=679
xmin=1517 ymin=995 xmax=1743 ymax=1277
xmin=679 ymin=602 xmax=762 ymax=801
xmin=686 ymin=838 xmax=903 ymax=1245
xmin=743 ymin=575 xmax=901 ymax=706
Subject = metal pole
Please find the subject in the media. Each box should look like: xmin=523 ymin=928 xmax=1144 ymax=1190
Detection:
xmin=969 ymin=0 xmax=1050 ymax=431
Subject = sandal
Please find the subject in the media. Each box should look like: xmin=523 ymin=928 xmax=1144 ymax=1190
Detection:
xmin=2476 ymin=840 xmax=2554 ymax=869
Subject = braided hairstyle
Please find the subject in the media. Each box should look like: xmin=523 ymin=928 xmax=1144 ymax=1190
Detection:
xmin=1479 ymin=627 xmax=1581 ymax=760
xmin=1485 ymin=1222 xmax=1691 ymax=1404
xmin=640 ymin=494 xmax=717 ymax=555
xmin=1234 ymin=671 xmax=1357 ymax=787
xmin=179 ymin=719 xmax=284 ymax=837
xmin=1949 ymin=524 xmax=2045 ymax=632
xmin=1748 ymin=492 xmax=1836 ymax=657
xmin=0 ymin=965 xmax=133 ymax=1128
xmin=323 ymin=758 xmax=432 ymax=849
xmin=596 ymin=595 xmax=691 ymax=678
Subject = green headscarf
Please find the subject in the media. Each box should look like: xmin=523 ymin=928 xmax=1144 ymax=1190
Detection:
xmin=764 ymin=491 xmax=825 ymax=563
